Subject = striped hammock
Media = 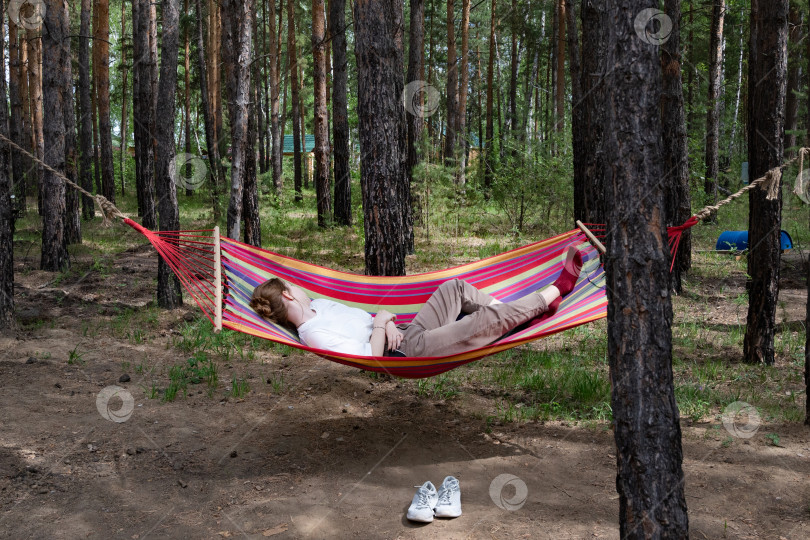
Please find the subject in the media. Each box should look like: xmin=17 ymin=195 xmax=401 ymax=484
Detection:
xmin=125 ymin=218 xmax=607 ymax=379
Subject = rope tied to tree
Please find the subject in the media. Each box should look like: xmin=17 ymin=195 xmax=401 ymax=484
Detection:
xmin=0 ymin=132 xmax=127 ymax=226
xmin=691 ymin=148 xmax=809 ymax=222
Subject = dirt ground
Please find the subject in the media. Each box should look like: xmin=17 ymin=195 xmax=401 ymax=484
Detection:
xmin=1 ymin=244 xmax=809 ymax=539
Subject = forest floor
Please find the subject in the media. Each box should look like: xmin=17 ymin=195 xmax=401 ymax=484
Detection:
xmin=1 ymin=208 xmax=810 ymax=539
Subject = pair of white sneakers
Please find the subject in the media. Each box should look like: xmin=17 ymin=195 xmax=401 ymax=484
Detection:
xmin=406 ymin=476 xmax=462 ymax=522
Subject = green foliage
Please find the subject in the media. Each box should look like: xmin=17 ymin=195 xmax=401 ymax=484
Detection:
xmin=162 ymin=352 xmax=219 ymax=402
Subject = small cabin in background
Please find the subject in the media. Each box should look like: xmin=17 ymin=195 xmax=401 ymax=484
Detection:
xmin=283 ymin=134 xmax=315 ymax=178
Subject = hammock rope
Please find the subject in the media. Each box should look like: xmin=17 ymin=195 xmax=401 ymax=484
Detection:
xmin=1 ymin=131 xmax=806 ymax=378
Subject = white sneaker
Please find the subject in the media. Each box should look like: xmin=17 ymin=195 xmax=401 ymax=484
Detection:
xmin=406 ymin=481 xmax=438 ymax=522
xmin=433 ymin=476 xmax=462 ymax=518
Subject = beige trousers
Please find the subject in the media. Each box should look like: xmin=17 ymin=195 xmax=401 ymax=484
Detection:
xmin=396 ymin=279 xmax=549 ymax=357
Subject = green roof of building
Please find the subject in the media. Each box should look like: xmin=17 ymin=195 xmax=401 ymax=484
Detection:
xmin=283 ymin=134 xmax=315 ymax=153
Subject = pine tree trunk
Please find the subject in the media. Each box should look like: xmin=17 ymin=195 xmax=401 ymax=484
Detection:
xmin=28 ymin=32 xmax=44 ymax=215
xmin=578 ymin=0 xmax=607 ymax=225
xmin=270 ymin=0 xmax=283 ymax=194
xmin=40 ymin=0 xmax=69 ymax=272
xmin=94 ymin=0 xmax=115 ymax=203
xmin=744 ymin=0 xmax=789 ymax=366
xmin=457 ymin=0 xmax=471 ymax=183
xmin=332 ymin=0 xmax=351 ymax=225
xmin=299 ymin=63 xmax=309 ymax=189
xmin=78 ymin=0 xmax=95 ymax=220
xmin=255 ymin=10 xmax=266 ymax=176
xmin=0 ymin=0 xmax=13 ymax=329
xmin=185 ymin=0 xmax=194 ymax=196
xmin=222 ymin=0 xmax=255 ymax=242
xmin=444 ymin=0 xmax=457 ymax=167
xmin=120 ymin=0 xmax=128 ymax=198
xmin=288 ymin=0 xmax=303 ymax=202
xmin=313 ymin=0 xmax=332 ymax=227
xmin=566 ymin=0 xmax=584 ymax=224
xmin=602 ymin=2 xmax=689 ymax=535
xmin=155 ymin=0 xmax=184 ymax=309
xmin=508 ymin=0 xmax=518 ymax=142
xmin=8 ymin=19 xmax=26 ymax=216
xmin=784 ymin=5 xmax=801 ymax=157
xmin=554 ymin=0 xmax=565 ymax=133
xmin=195 ymin=0 xmax=222 ymax=222
xmin=354 ymin=0 xmax=408 ymax=276
xmin=704 ymin=0 xmax=725 ymax=208
xmin=62 ymin=16 xmax=80 ymax=246
xmin=484 ymin=0 xmax=496 ymax=191
xmin=134 ymin=0 xmax=157 ymax=229
xmin=405 ymin=0 xmax=424 ymax=185
xmin=662 ymin=0 xmax=691 ymax=293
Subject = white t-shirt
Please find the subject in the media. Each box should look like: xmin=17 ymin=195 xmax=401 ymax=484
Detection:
xmin=297 ymin=298 xmax=374 ymax=356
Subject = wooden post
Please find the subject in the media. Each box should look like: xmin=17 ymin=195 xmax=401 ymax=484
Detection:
xmin=213 ymin=225 xmax=223 ymax=332
xmin=576 ymin=220 xmax=607 ymax=255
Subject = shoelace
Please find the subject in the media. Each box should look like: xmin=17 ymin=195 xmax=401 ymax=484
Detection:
xmin=436 ymin=481 xmax=459 ymax=505
xmin=414 ymin=486 xmax=433 ymax=508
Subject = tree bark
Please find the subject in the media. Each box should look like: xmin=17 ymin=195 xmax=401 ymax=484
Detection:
xmin=554 ymin=0 xmax=565 ymax=133
xmin=269 ymin=0 xmax=283 ymax=194
xmin=444 ymin=0 xmax=457 ymax=167
xmin=577 ymin=0 xmax=607 ymax=225
xmin=704 ymin=0 xmax=725 ymax=210
xmin=602 ymin=2 xmax=689 ymax=535
xmin=222 ymin=0 xmax=255 ymax=242
xmin=288 ymin=0 xmax=303 ymax=202
xmin=185 ymin=0 xmax=194 ymax=196
xmin=566 ymin=0 xmax=584 ymax=224
xmin=195 ymin=0 xmax=222 ymax=222
xmin=40 ymin=0 xmax=69 ymax=272
xmin=133 ymin=0 xmax=157 ymax=229
xmin=8 ymin=19 xmax=27 ymax=216
xmin=155 ymin=0 xmax=184 ymax=309
xmin=28 ymin=31 xmax=44 ymax=215
xmin=354 ymin=0 xmax=408 ymax=276
xmin=120 ymin=0 xmax=128 ymax=198
xmin=0 ymin=0 xmax=13 ymax=329
xmin=744 ymin=0 xmax=789 ymax=366
xmin=457 ymin=0 xmax=471 ymax=183
xmin=332 ymin=0 xmax=351 ymax=225
xmin=94 ymin=0 xmax=115 ymax=203
xmin=784 ymin=4 xmax=800 ymax=157
xmin=62 ymin=12 xmax=80 ymax=246
xmin=78 ymin=0 xmax=95 ymax=220
xmin=483 ymin=0 xmax=496 ymax=191
xmin=313 ymin=0 xmax=332 ymax=227
xmin=508 ymin=0 xmax=518 ymax=143
xmin=662 ymin=0 xmax=692 ymax=293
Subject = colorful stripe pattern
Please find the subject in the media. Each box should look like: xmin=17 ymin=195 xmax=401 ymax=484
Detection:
xmin=220 ymin=229 xmax=607 ymax=379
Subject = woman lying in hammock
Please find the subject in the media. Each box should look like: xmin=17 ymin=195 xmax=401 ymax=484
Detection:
xmin=249 ymin=246 xmax=583 ymax=358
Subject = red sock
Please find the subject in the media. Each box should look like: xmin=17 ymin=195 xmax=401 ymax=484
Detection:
xmin=552 ymin=249 xmax=583 ymax=297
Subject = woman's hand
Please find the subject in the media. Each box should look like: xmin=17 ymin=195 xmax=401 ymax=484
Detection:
xmin=374 ymin=310 xmax=396 ymax=327
xmin=384 ymin=320 xmax=403 ymax=351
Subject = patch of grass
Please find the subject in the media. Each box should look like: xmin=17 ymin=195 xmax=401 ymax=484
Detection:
xmin=67 ymin=344 xmax=85 ymax=365
xmin=229 ymin=375 xmax=250 ymax=398
xmin=161 ymin=352 xmax=219 ymax=402
xmin=416 ymin=374 xmax=461 ymax=400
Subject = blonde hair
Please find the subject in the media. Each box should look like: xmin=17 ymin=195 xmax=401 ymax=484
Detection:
xmin=250 ymin=278 xmax=296 ymax=332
